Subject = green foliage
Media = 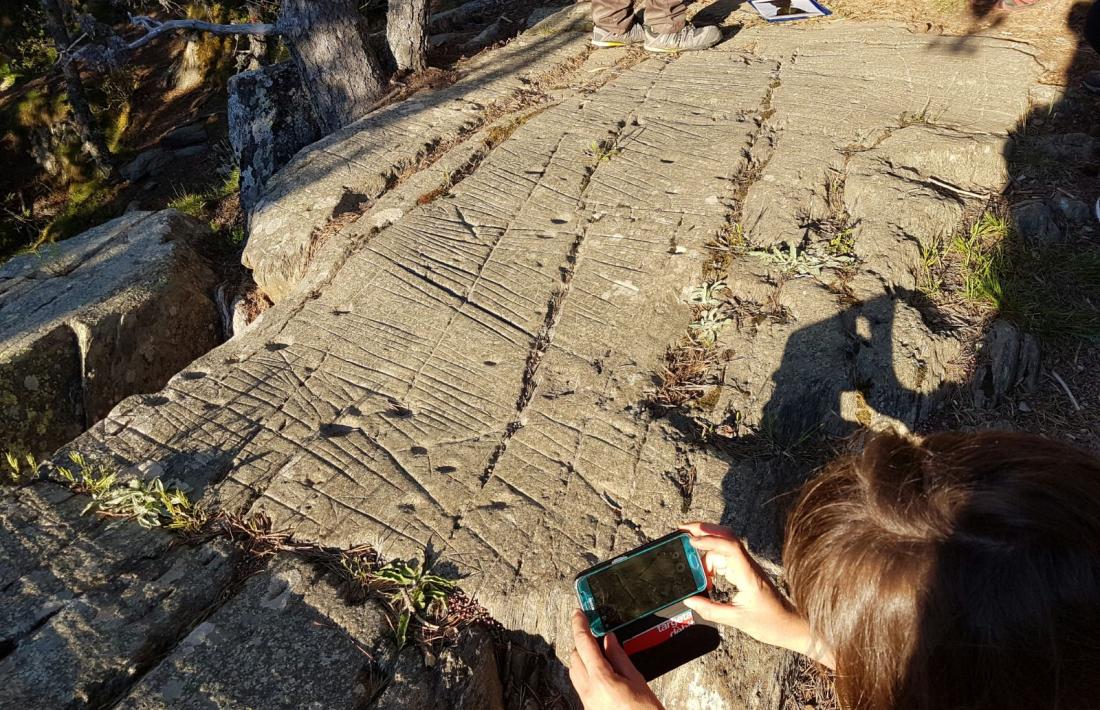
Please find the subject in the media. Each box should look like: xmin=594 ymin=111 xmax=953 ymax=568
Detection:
xmin=687 ymin=280 xmax=728 ymax=306
xmin=215 ymin=166 xmax=240 ymax=198
xmin=4 ymin=450 xmax=38 ymax=484
xmin=168 ymin=191 xmax=208 ymax=218
xmin=952 ymin=213 xmax=1008 ymax=306
xmin=348 ymin=558 xmax=457 ymax=648
xmin=91 ymin=478 xmax=164 ymax=527
xmin=225 ymin=225 xmax=246 ymax=246
xmin=749 ymin=242 xmax=856 ymax=277
xmin=586 ymin=139 xmax=622 ymax=165
xmin=917 ymin=234 xmax=946 ymax=296
xmin=169 ymin=167 xmax=240 ymax=220
xmin=57 ymin=451 xmax=201 ymax=530
xmin=951 ymin=212 xmax=1100 ymax=342
xmin=56 ymin=451 xmax=117 ymax=505
xmin=825 ymin=227 xmax=856 ymax=258
xmin=92 ymin=68 xmax=140 ymax=153
xmin=689 ymin=307 xmax=731 ymax=346
xmin=38 ymin=178 xmax=119 ymax=246
xmin=0 ymin=1 xmax=54 ymax=80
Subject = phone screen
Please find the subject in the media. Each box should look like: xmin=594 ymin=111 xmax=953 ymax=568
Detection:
xmin=586 ymin=537 xmax=700 ymax=630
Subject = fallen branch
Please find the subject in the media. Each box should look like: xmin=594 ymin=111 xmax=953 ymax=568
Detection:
xmin=65 ymin=14 xmax=280 ymax=70
xmin=127 ymin=15 xmax=279 ymax=52
xmin=1049 ymin=369 xmax=1082 ymax=412
xmin=924 ymin=176 xmax=988 ymax=200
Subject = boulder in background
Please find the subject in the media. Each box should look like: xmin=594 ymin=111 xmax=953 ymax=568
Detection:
xmin=0 ymin=209 xmax=220 ymax=456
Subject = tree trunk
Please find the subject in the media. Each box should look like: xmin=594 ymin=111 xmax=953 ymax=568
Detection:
xmin=39 ymin=0 xmax=114 ymax=179
xmin=387 ymin=0 xmax=429 ymax=73
xmin=277 ymin=0 xmax=386 ymax=134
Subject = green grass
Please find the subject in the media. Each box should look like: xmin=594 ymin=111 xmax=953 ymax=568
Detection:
xmin=214 ymin=167 xmax=240 ymax=199
xmin=167 ymin=168 xmax=244 ymax=251
xmin=952 ymin=212 xmax=1100 ymax=342
xmin=38 ymin=178 xmax=119 ymax=246
xmin=168 ymin=191 xmax=207 ymax=218
xmin=169 ymin=168 xmax=240 ymax=220
xmin=4 ymin=451 xmax=38 ymax=484
xmin=952 ymin=213 xmax=1010 ymax=305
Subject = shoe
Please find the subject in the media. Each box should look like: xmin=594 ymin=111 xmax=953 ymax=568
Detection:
xmin=643 ymin=24 xmax=722 ymax=53
xmin=591 ymin=24 xmax=645 ymax=48
xmin=1084 ymin=70 xmax=1100 ymax=94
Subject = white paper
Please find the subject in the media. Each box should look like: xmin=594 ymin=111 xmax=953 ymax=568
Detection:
xmin=749 ymin=0 xmax=829 ymax=21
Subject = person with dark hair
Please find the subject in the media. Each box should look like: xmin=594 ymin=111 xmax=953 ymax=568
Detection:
xmin=569 ymin=431 xmax=1100 ymax=709
xmin=590 ymin=0 xmax=721 ymax=53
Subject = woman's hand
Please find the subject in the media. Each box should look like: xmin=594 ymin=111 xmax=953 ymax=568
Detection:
xmin=679 ymin=522 xmax=835 ymax=669
xmin=568 ymin=609 xmax=664 ymax=710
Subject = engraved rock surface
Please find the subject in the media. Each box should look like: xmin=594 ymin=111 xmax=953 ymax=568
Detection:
xmin=0 ymin=14 xmax=1046 ymax=710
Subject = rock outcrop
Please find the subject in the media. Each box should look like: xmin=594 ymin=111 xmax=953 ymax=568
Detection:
xmin=0 ymin=210 xmax=219 ymax=456
xmin=243 ymin=3 xmax=592 ymax=302
xmin=228 ymin=61 xmax=322 ymax=219
xmin=0 ymin=481 xmax=499 ymax=709
xmin=0 ymin=9 xmax=1049 ymax=710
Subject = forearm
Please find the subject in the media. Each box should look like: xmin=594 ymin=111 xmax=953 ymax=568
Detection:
xmin=781 ymin=617 xmax=836 ymax=670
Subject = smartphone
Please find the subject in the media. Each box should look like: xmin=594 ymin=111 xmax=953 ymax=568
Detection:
xmin=574 ymin=531 xmax=708 ymax=637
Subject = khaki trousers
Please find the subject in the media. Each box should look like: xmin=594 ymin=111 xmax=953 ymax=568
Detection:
xmin=591 ymin=0 xmax=687 ymax=34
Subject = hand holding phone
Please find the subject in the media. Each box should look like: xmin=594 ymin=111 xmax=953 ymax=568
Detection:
xmin=567 ymin=610 xmax=663 ymax=710
xmin=678 ymin=522 xmax=835 ymax=668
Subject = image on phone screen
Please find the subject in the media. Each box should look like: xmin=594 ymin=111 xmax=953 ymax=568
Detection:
xmin=586 ymin=537 xmax=700 ymax=630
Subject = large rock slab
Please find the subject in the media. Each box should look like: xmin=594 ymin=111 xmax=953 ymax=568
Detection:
xmin=728 ymin=22 xmax=1039 ymax=290
xmin=8 ymin=20 xmax=1046 ymax=710
xmin=243 ymin=3 xmax=593 ymax=302
xmin=0 ymin=210 xmax=219 ymax=456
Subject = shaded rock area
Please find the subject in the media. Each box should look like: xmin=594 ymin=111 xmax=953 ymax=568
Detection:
xmin=0 ymin=481 xmax=238 ymax=707
xmin=0 ymin=210 xmax=219 ymax=457
xmin=121 ymin=148 xmax=174 ymax=182
xmin=0 ymin=481 xmax=499 ymax=710
xmin=971 ymin=319 xmax=1041 ymax=409
xmin=1 ymin=9 xmax=1049 ymax=710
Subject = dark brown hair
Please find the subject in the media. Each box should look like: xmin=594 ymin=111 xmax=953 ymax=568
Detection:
xmin=784 ymin=431 xmax=1100 ymax=710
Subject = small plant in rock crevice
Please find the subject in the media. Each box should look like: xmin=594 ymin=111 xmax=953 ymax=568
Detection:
xmin=826 ymin=228 xmax=856 ymax=258
xmin=586 ymin=138 xmax=623 ymax=165
xmin=55 ymin=451 xmax=200 ymax=529
xmin=690 ymin=307 xmax=732 ymax=346
xmin=4 ymin=450 xmax=39 ymax=484
xmin=357 ymin=558 xmax=458 ymax=648
xmin=687 ymin=279 xmax=729 ymax=306
xmin=749 ymin=242 xmax=855 ymax=278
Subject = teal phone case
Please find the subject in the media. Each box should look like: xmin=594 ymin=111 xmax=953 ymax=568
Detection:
xmin=574 ymin=531 xmax=708 ymax=637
